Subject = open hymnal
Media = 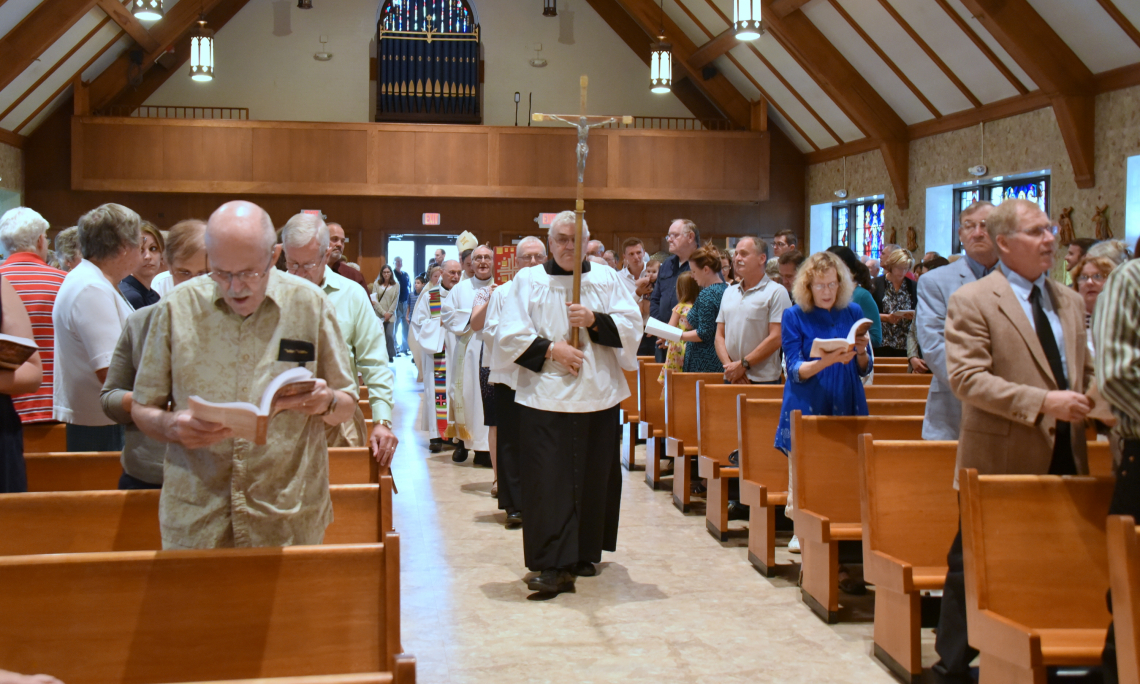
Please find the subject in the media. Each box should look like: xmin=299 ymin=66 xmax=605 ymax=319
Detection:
xmin=645 ymin=316 xmax=684 ymax=343
xmin=188 ymin=367 xmax=318 ymax=445
xmin=0 ymin=333 xmax=38 ymax=371
xmin=809 ymin=318 xmax=873 ymax=358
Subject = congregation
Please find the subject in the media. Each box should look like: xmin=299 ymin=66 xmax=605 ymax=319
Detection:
xmin=0 ymin=196 xmax=1138 ymax=684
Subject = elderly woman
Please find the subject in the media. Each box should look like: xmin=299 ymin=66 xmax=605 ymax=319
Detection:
xmin=775 ymin=251 xmax=872 ymax=562
xmin=53 ymin=226 xmax=83 ymax=271
xmin=53 ymin=203 xmax=142 ymax=452
xmin=101 ymin=219 xmax=208 ymax=489
xmin=679 ymin=244 xmax=728 ymax=373
xmin=119 ymin=221 xmax=165 ymax=309
xmin=871 ymin=247 xmax=917 ymax=357
xmin=1071 ymin=256 xmax=1116 ymax=359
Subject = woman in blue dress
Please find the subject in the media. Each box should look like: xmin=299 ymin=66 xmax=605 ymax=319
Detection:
xmin=680 ymin=244 xmax=728 ymax=373
xmin=775 ymin=251 xmax=872 ymax=558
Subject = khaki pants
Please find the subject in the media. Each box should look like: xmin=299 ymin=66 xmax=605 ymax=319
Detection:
xmin=325 ymin=405 xmax=367 ymax=448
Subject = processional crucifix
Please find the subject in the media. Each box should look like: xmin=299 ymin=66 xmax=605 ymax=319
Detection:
xmin=533 ymin=75 xmax=631 ymax=346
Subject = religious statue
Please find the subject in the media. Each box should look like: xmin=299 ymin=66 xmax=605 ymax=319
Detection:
xmin=1093 ymin=205 xmax=1112 ymax=240
xmin=1058 ymin=207 xmax=1075 ymax=245
xmin=905 ymin=226 xmax=918 ymax=252
xmin=887 ymin=226 xmax=897 ymax=245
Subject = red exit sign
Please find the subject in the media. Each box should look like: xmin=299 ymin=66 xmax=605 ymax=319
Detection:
xmin=422 ymin=213 xmax=441 ymax=226
xmin=535 ymin=213 xmax=559 ymax=228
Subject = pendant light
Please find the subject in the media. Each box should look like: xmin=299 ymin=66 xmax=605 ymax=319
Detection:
xmin=650 ymin=0 xmax=671 ymax=94
xmin=189 ymin=12 xmax=214 ymax=82
xmin=543 ymin=0 xmax=557 ymax=17
xmin=131 ymin=0 xmax=164 ymax=21
xmin=734 ymin=0 xmax=761 ymax=41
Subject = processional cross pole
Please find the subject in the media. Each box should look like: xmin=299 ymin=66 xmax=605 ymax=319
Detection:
xmin=533 ymin=75 xmax=632 ymax=346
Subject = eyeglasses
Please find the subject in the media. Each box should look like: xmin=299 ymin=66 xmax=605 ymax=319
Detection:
xmin=517 ymin=254 xmax=545 ymax=265
xmin=1077 ymin=273 xmax=1107 ymax=284
xmin=551 ymin=235 xmax=577 ymax=248
xmin=172 ymin=268 xmax=210 ymax=279
xmin=961 ymin=219 xmax=987 ymax=233
xmin=1012 ymin=224 xmax=1059 ymax=239
xmin=811 ymin=281 xmax=839 ymax=292
xmin=210 ymin=258 xmax=275 ymax=287
xmin=472 ymin=255 xmax=493 ymax=264
xmin=286 ymin=260 xmax=323 ymax=274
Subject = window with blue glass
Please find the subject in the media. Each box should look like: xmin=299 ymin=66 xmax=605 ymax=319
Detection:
xmin=952 ymin=175 xmax=1049 ymax=253
xmin=832 ymin=199 xmax=886 ymax=259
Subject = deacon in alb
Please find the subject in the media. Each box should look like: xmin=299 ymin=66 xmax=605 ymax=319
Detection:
xmin=493 ymin=211 xmax=643 ymax=596
xmin=441 ymin=243 xmax=494 ymax=465
xmin=411 ymin=259 xmax=462 ymax=452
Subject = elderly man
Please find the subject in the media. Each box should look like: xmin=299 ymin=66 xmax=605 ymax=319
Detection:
xmin=479 ymin=236 xmax=547 ymax=528
xmin=411 ymin=259 xmax=462 ymax=452
xmin=393 ymin=256 xmax=411 ymax=356
xmin=935 ymin=198 xmax=1093 ymax=681
xmin=131 ymin=201 xmax=358 ymax=549
xmin=441 ymin=244 xmax=494 ymax=465
xmin=0 ymin=208 xmax=66 ymax=424
xmin=650 ymin=219 xmax=699 ymax=362
xmin=772 ymin=229 xmax=797 ymax=258
xmin=53 ymin=227 xmax=82 ymax=271
xmin=602 ymin=250 xmax=619 ymax=270
xmin=280 ymin=213 xmax=398 ymax=465
xmin=716 ymin=236 xmax=790 ymax=387
xmin=326 ymin=221 xmax=368 ymax=293
xmin=494 ymin=211 xmax=642 ymax=596
xmin=586 ymin=239 xmax=605 ymax=259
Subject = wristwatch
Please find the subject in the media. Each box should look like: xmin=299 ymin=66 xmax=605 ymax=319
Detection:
xmin=379 ymin=419 xmax=393 ymax=429
xmin=741 ymin=359 xmax=752 ymax=370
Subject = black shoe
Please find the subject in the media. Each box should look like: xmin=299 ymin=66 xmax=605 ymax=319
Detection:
xmin=429 ymin=438 xmax=443 ymax=454
xmin=727 ymin=501 xmax=750 ymax=521
xmin=473 ymin=450 xmax=492 ymax=468
xmin=838 ymin=570 xmax=868 ymax=596
xmin=527 ymin=569 xmax=575 ymax=594
xmin=452 ymin=447 xmax=469 ymax=463
xmin=505 ymin=510 xmax=522 ymax=528
xmin=931 ymin=662 xmax=977 ymax=683
xmin=571 ymin=561 xmax=597 ymax=577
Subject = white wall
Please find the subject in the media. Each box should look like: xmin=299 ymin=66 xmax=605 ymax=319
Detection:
xmin=1127 ymin=155 xmax=1140 ymax=254
xmin=809 ymin=202 xmax=831 ymax=254
xmin=145 ymin=0 xmax=693 ymax=125
xmin=924 ymin=184 xmax=953 ymax=257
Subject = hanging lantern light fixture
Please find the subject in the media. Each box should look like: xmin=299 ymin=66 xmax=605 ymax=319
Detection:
xmin=650 ymin=0 xmax=671 ymax=93
xmin=543 ymin=0 xmax=557 ymax=17
xmin=734 ymin=0 xmax=761 ymax=41
xmin=189 ymin=14 xmax=214 ymax=82
xmin=131 ymin=0 xmax=164 ymax=21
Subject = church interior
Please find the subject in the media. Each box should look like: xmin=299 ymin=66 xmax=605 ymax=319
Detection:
xmin=1 ymin=0 xmax=1140 ymax=682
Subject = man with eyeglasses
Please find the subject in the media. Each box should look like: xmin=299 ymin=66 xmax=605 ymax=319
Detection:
xmin=441 ymin=243 xmax=494 ymax=465
xmin=130 ymin=201 xmax=360 ymax=549
xmin=279 ymin=213 xmax=397 ymax=459
xmin=326 ymin=221 xmax=369 ymax=294
xmin=411 ymin=259 xmax=462 ymax=453
xmin=934 ymin=198 xmax=1093 ymax=682
xmin=649 ymin=219 xmax=699 ymax=362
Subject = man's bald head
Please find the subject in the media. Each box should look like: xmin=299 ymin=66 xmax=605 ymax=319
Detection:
xmin=441 ymin=259 xmax=462 ymax=289
xmin=206 ymin=201 xmax=275 ymax=253
xmin=205 ymin=201 xmax=280 ymax=317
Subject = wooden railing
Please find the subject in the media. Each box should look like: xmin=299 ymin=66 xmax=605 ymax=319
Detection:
xmin=93 ymin=106 xmax=250 ymax=120
xmin=602 ymin=116 xmax=737 ymax=131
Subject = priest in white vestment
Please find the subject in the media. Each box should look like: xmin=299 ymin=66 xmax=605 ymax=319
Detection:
xmin=441 ymin=244 xmax=493 ymax=465
xmin=493 ymin=211 xmax=642 ymax=596
xmin=410 ymin=259 xmax=462 ymax=452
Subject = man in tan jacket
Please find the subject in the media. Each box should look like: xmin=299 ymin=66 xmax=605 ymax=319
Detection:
xmin=933 ymin=198 xmax=1093 ymax=681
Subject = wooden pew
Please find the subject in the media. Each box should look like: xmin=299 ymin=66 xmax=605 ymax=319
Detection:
xmin=0 ymin=479 xmax=394 ymax=555
xmin=664 ymin=370 xmax=726 ymax=512
xmin=619 ymin=366 xmax=641 ymax=470
xmin=864 ymin=385 xmax=929 ymax=400
xmin=170 ymin=676 xmax=395 ymax=684
xmin=792 ymin=411 xmax=925 ymax=622
xmin=1089 ymin=440 xmax=1115 ymax=477
xmin=638 ymin=361 xmax=668 ymax=489
xmin=24 ymin=447 xmax=380 ymax=492
xmin=23 ymin=422 xmax=66 ymax=453
xmin=360 ymin=399 xmax=372 ymax=421
xmin=874 ymin=364 xmax=911 ymax=374
xmin=0 ymin=539 xmax=415 ymax=684
xmin=961 ymin=471 xmax=1113 ymax=683
xmin=735 ymin=397 xmax=790 ymax=574
xmin=359 ymin=385 xmax=368 ymax=401
xmin=869 ymin=374 xmax=932 ymax=386
xmin=858 ymin=438 xmax=959 ymax=681
xmin=1108 ymin=515 xmax=1140 ymax=684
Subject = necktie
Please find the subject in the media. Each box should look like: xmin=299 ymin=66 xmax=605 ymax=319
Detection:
xmin=1030 ymin=284 xmax=1076 ymax=475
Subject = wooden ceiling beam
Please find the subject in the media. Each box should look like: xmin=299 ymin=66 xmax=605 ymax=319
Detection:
xmin=15 ymin=29 xmax=125 ymax=133
xmin=690 ymin=28 xmax=738 ymax=70
xmin=770 ymin=0 xmax=811 ymax=19
xmin=959 ymin=0 xmax=1097 ymax=187
xmin=1094 ymin=0 xmax=1140 ymax=51
xmin=95 ymin=0 xmax=160 ymax=53
xmin=0 ymin=0 xmax=99 ymax=94
xmin=0 ymin=127 xmax=26 ymax=149
xmin=931 ymin=0 xmax=1029 ymax=96
xmin=875 ymin=0 xmax=981 ymax=108
xmin=760 ymin=0 xmax=910 ymax=208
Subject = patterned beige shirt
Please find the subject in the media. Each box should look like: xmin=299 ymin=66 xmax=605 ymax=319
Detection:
xmin=133 ymin=270 xmax=356 ymax=549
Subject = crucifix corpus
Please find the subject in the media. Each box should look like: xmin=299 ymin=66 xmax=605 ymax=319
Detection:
xmin=533 ymin=75 xmax=632 ymax=346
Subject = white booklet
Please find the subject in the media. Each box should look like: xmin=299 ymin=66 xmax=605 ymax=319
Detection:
xmin=809 ymin=318 xmax=873 ymax=358
xmin=645 ymin=317 xmax=684 ymax=343
xmin=188 ymin=367 xmax=317 ymax=445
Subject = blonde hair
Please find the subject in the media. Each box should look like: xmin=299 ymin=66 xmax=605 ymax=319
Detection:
xmin=882 ymin=247 xmax=914 ymax=272
xmin=792 ymin=251 xmax=854 ymax=312
xmin=675 ymin=272 xmax=700 ymax=305
xmin=1069 ymin=256 xmax=1116 ymax=291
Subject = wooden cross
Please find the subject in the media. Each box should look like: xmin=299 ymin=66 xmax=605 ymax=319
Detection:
xmin=533 ymin=75 xmax=632 ymax=346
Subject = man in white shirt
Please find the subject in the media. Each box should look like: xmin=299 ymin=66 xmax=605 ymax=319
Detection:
xmin=618 ymin=238 xmax=656 ymax=356
xmin=493 ymin=211 xmax=642 ymax=596
xmin=716 ymin=236 xmax=791 ymax=385
xmin=441 ymin=244 xmax=493 ymax=465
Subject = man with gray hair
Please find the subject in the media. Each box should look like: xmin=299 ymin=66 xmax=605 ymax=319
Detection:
xmin=441 ymin=243 xmax=494 ymax=465
xmin=0 ymin=207 xmax=66 ymax=424
xmin=131 ymin=200 xmax=359 ymax=549
xmin=493 ymin=210 xmax=642 ymax=596
xmin=280 ymin=213 xmax=397 ymax=464
xmin=586 ymin=239 xmax=605 ymax=259
xmin=650 ymin=218 xmax=699 ymax=362
xmin=53 ymin=227 xmax=83 ymax=271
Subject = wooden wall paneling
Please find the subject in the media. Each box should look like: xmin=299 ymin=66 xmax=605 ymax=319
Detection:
xmin=413 ymin=131 xmax=490 ymax=187
xmin=80 ymin=123 xmax=164 ymax=181
xmin=372 ymin=131 xmax=417 ymax=186
xmin=162 ymin=125 xmax=253 ymax=182
xmin=497 ymin=129 xmax=608 ymax=189
xmin=251 ymin=128 xmax=369 ymax=184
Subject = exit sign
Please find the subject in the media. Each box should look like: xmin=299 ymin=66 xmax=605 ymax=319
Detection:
xmin=535 ymin=213 xmax=559 ymax=228
xmin=301 ymin=209 xmax=325 ymax=219
xmin=422 ymin=213 xmax=441 ymax=226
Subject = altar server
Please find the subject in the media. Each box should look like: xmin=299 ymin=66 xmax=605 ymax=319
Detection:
xmin=441 ymin=243 xmax=493 ymax=465
xmin=411 ymin=259 xmax=461 ymax=452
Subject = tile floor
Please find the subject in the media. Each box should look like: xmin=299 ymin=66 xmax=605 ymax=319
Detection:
xmin=386 ymin=356 xmax=934 ymax=683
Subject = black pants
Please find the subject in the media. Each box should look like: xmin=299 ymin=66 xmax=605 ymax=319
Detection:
xmin=66 ymin=424 xmax=125 ymax=452
xmin=517 ymin=404 xmax=621 ymax=571
xmin=119 ymin=471 xmax=161 ymax=490
xmin=935 ymin=518 xmax=977 ymax=675
xmin=494 ymin=385 xmax=522 ymax=514
xmin=1103 ymin=438 xmax=1140 ymax=684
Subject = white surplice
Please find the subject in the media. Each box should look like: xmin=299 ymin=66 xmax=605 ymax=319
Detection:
xmin=410 ymin=283 xmax=450 ymax=434
xmin=492 ymin=261 xmax=642 ymax=413
xmin=481 ymin=280 xmax=518 ymax=390
xmin=441 ymin=275 xmax=492 ymax=451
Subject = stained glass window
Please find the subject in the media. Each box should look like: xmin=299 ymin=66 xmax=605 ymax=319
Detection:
xmin=833 ymin=200 xmax=885 ymax=259
xmin=952 ymin=175 xmax=1049 ymax=254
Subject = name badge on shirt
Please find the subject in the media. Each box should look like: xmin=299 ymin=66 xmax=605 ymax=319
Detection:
xmin=278 ymin=339 xmax=315 ymax=366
